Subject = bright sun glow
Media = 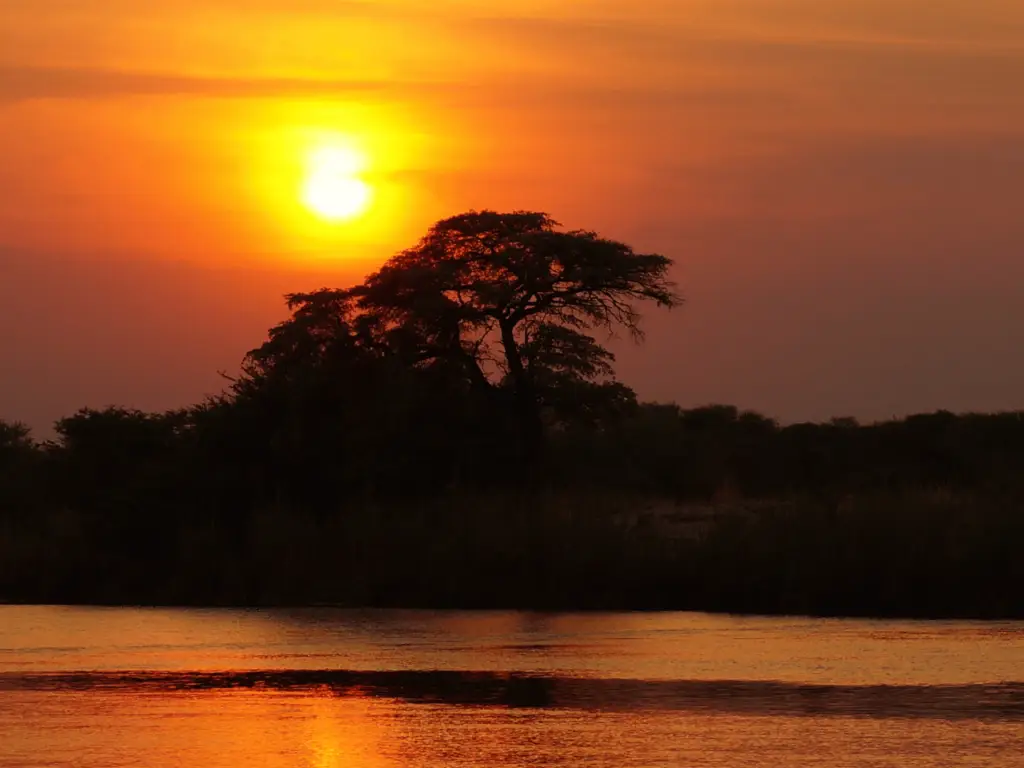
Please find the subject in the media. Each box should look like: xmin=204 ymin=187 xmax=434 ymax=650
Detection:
xmin=302 ymin=146 xmax=371 ymax=221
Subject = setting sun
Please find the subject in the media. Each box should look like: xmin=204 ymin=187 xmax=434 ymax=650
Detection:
xmin=302 ymin=145 xmax=371 ymax=222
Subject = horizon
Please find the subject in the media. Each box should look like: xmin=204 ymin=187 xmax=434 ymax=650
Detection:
xmin=3 ymin=0 xmax=1024 ymax=431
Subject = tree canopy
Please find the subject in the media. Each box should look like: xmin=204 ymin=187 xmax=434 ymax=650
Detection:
xmin=240 ymin=211 xmax=680 ymax=474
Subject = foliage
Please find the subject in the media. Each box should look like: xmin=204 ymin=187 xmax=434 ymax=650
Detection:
xmin=219 ymin=210 xmax=678 ymax=501
xmin=0 ymin=420 xmax=41 ymax=518
xmin=1 ymin=211 xmax=1022 ymax=617
xmin=327 ymin=211 xmax=677 ymax=455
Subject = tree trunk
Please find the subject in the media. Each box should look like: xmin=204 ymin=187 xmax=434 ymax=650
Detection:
xmin=499 ymin=321 xmax=545 ymax=467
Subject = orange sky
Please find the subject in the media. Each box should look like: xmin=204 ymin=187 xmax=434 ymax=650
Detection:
xmin=2 ymin=0 xmax=1024 ymax=429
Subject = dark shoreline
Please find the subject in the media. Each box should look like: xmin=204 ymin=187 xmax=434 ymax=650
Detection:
xmin=4 ymin=408 xmax=1024 ymax=622
xmin=3 ymin=600 xmax=1022 ymax=620
xmin=3 ymin=488 xmax=1022 ymax=620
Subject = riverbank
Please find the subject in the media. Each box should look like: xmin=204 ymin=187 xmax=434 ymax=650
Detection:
xmin=2 ymin=489 xmax=1020 ymax=618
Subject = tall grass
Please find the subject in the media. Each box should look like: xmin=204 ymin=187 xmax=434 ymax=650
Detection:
xmin=1 ymin=489 xmax=1020 ymax=617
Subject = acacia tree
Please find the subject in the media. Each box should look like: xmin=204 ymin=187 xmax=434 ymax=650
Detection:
xmin=236 ymin=211 xmax=679 ymax=483
xmin=352 ymin=210 xmax=680 ymax=453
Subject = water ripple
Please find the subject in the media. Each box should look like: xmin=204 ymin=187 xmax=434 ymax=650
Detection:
xmin=1 ymin=670 xmax=1021 ymax=720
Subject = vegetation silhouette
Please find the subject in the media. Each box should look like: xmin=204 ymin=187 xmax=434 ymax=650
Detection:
xmin=1 ymin=211 xmax=1022 ymax=617
xmin=234 ymin=210 xmax=678 ymax=489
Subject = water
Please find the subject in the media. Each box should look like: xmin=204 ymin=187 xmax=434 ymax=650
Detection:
xmin=1 ymin=607 xmax=1022 ymax=767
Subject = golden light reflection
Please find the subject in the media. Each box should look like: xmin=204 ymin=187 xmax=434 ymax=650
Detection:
xmin=304 ymin=690 xmax=392 ymax=768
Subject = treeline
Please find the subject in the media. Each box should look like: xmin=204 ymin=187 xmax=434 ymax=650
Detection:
xmin=1 ymin=211 xmax=1022 ymax=616
xmin=559 ymin=404 xmax=1024 ymax=500
xmin=4 ymin=403 xmax=1024 ymax=518
xmin=1 ymin=404 xmax=1022 ymax=616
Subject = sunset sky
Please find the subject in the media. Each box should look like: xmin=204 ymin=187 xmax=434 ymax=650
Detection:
xmin=3 ymin=0 xmax=1024 ymax=430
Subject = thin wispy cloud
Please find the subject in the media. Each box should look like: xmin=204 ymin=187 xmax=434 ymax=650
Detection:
xmin=0 ymin=67 xmax=401 ymax=103
xmin=0 ymin=64 xmax=801 ymax=114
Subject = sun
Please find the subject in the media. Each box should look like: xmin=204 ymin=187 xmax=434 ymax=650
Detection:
xmin=301 ymin=146 xmax=371 ymax=222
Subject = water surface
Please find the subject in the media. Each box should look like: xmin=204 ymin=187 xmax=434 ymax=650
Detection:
xmin=1 ymin=607 xmax=1022 ymax=767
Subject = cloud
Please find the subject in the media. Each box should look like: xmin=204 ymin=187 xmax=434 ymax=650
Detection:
xmin=0 ymin=64 xmax=798 ymax=115
xmin=0 ymin=66 xmax=402 ymax=103
xmin=624 ymin=132 xmax=1024 ymax=243
xmin=453 ymin=8 xmax=1024 ymax=60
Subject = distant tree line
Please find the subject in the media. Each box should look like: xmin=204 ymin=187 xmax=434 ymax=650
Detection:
xmin=5 ymin=402 xmax=1024 ymax=523
xmin=1 ymin=211 xmax=1022 ymax=615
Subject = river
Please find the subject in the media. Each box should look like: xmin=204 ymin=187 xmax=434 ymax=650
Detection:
xmin=1 ymin=607 xmax=1021 ymax=766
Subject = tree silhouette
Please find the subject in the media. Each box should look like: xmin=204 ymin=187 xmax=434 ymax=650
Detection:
xmin=49 ymin=407 xmax=187 ymax=517
xmin=0 ymin=419 xmax=34 ymax=459
xmin=348 ymin=210 xmax=680 ymax=455
xmin=238 ymin=211 xmax=679 ymax=477
xmin=0 ymin=420 xmax=39 ymax=518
